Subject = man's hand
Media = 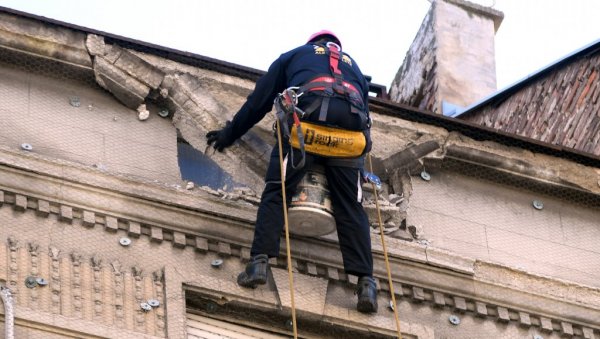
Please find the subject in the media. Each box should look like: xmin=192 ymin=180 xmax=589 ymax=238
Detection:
xmin=206 ymin=121 xmax=234 ymax=152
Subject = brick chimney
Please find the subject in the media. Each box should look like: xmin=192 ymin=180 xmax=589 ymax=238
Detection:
xmin=389 ymin=0 xmax=503 ymax=114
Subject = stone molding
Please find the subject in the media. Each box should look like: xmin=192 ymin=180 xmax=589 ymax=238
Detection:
xmin=1 ymin=148 xmax=599 ymax=338
xmin=0 ymin=12 xmax=92 ymax=68
xmin=11 ymin=307 xmax=162 ymax=338
xmin=0 ymin=238 xmax=166 ymax=337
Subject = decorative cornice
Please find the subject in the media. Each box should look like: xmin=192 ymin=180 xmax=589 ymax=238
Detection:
xmin=2 ymin=176 xmax=599 ymax=337
xmin=1 ymin=239 xmax=166 ymax=338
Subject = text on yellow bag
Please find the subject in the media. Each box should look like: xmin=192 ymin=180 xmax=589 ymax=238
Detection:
xmin=290 ymin=121 xmax=366 ymax=158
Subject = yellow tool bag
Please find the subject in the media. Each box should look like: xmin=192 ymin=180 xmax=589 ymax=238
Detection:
xmin=290 ymin=121 xmax=366 ymax=158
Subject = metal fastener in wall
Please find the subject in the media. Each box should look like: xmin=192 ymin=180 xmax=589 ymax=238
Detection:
xmin=211 ymin=259 xmax=223 ymax=268
xmin=532 ymin=200 xmax=544 ymax=210
xmin=533 ymin=335 xmax=543 ymax=339
xmin=140 ymin=302 xmax=152 ymax=312
xmin=448 ymin=315 xmax=460 ymax=325
xmin=35 ymin=278 xmax=48 ymax=286
xmin=420 ymin=170 xmax=431 ymax=181
xmin=24 ymin=277 xmax=37 ymax=289
xmin=148 ymin=299 xmax=160 ymax=308
xmin=158 ymin=108 xmax=170 ymax=118
xmin=119 ymin=238 xmax=132 ymax=246
xmin=69 ymin=96 xmax=81 ymax=107
xmin=21 ymin=143 xmax=32 ymax=151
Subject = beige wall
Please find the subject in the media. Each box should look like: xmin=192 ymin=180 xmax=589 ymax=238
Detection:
xmin=408 ymin=169 xmax=600 ymax=288
xmin=0 ymin=65 xmax=181 ymax=184
xmin=434 ymin=0 xmax=498 ymax=108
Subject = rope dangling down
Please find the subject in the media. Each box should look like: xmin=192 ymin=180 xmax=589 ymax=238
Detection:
xmin=274 ymin=93 xmax=299 ymax=339
xmin=367 ymin=153 xmax=403 ymax=339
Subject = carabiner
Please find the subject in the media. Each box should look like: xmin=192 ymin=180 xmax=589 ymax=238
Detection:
xmin=326 ymin=41 xmax=341 ymax=52
xmin=284 ymin=86 xmax=303 ymax=104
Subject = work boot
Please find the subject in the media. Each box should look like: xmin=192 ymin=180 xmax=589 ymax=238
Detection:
xmin=356 ymin=276 xmax=378 ymax=313
xmin=237 ymin=254 xmax=269 ymax=288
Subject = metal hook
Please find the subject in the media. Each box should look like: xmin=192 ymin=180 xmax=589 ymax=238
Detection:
xmin=284 ymin=86 xmax=303 ymax=104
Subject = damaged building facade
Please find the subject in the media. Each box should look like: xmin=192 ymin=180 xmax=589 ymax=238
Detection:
xmin=1 ymin=1 xmax=599 ymax=338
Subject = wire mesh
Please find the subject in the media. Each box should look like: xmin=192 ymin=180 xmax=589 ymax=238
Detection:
xmin=0 ymin=41 xmax=599 ymax=339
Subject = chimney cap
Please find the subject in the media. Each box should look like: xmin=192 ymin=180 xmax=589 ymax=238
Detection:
xmin=441 ymin=0 xmax=504 ymax=32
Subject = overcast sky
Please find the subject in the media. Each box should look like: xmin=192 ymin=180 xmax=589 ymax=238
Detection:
xmin=1 ymin=0 xmax=599 ymax=93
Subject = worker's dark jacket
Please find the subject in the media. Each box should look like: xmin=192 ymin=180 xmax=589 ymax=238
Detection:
xmin=228 ymin=43 xmax=371 ymax=156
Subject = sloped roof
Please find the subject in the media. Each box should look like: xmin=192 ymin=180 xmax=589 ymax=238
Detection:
xmin=453 ymin=39 xmax=600 ymax=156
xmin=455 ymin=39 xmax=600 ymax=117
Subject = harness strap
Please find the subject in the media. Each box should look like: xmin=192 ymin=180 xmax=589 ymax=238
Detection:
xmin=302 ymin=97 xmax=322 ymax=116
xmin=300 ymin=77 xmax=361 ymax=96
xmin=328 ymin=43 xmax=342 ymax=76
xmin=327 ymin=42 xmax=346 ymax=94
xmin=296 ymin=43 xmax=368 ymax=126
xmin=299 ymin=76 xmax=365 ymax=123
xmin=319 ymin=97 xmax=330 ymax=122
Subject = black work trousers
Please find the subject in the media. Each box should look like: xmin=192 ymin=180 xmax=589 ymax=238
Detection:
xmin=250 ymin=146 xmax=373 ymax=277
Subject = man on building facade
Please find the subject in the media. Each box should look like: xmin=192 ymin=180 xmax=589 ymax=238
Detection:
xmin=206 ymin=30 xmax=378 ymax=313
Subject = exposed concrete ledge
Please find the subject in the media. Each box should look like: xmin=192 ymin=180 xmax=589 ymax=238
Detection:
xmin=445 ymin=144 xmax=600 ymax=194
xmin=11 ymin=307 xmax=160 ymax=338
xmin=178 ymin=255 xmax=600 ymax=338
xmin=0 ymin=12 xmax=92 ymax=68
xmin=0 ymin=15 xmax=270 ymax=193
xmin=368 ymin=114 xmax=600 ymax=206
xmin=439 ymin=139 xmax=600 ymax=209
xmin=475 ymin=261 xmax=600 ymax=312
xmin=0 ymin=144 xmax=256 ymax=225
